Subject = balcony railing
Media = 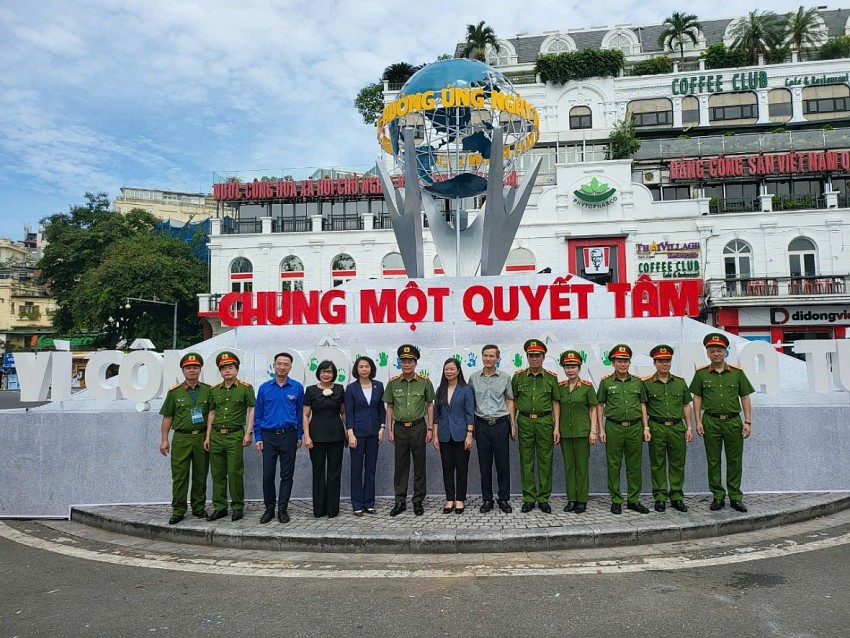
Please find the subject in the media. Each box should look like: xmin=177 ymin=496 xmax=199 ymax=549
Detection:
xmin=323 ymin=216 xmax=364 ymax=231
xmin=771 ymin=194 xmax=825 ymax=211
xmin=709 ymin=198 xmax=758 ymax=214
xmin=220 ymin=219 xmax=262 ymax=234
xmin=704 ymin=275 xmax=849 ymax=301
xmin=633 ymin=129 xmax=850 ymax=161
xmin=374 ymin=214 xmax=393 ymax=229
xmin=272 ymin=217 xmax=311 ymax=232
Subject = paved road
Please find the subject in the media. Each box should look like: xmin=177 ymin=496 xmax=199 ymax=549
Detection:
xmin=0 ymin=390 xmax=49 ymax=410
xmin=1 ymin=514 xmax=848 ymax=637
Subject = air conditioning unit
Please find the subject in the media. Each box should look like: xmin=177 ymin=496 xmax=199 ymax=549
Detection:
xmin=643 ymin=170 xmax=661 ymax=185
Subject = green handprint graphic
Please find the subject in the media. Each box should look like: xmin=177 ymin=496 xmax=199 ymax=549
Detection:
xmin=602 ymin=353 xmax=611 ymax=366
xmin=513 ymin=353 xmax=522 ymax=367
xmin=378 ymin=352 xmax=388 ymax=367
xmin=418 ymin=369 xmax=429 ymax=377
xmin=579 ymin=350 xmax=588 ymax=363
xmin=337 ymin=370 xmax=346 ymax=383
xmin=453 ymin=353 xmax=462 ymax=363
xmin=308 ymin=357 xmax=318 ymax=371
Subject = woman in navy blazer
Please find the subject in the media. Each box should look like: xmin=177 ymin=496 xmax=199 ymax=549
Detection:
xmin=432 ymin=358 xmax=475 ymax=514
xmin=344 ymin=356 xmax=386 ymax=515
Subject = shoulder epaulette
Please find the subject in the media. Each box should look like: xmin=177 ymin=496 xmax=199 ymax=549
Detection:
xmin=697 ymin=364 xmax=710 ymax=371
xmin=601 ymin=373 xmax=613 ymax=380
xmin=239 ymin=379 xmax=252 ymax=387
xmin=641 ymin=374 xmax=655 ymax=381
xmin=212 ymin=382 xmax=223 ymax=389
xmin=546 ymin=369 xmax=558 ymax=377
xmin=513 ymin=368 xmax=525 ymax=375
xmin=389 ymin=374 xmax=401 ymax=381
xmin=558 ymin=380 xmax=568 ymax=386
xmin=726 ymin=364 xmax=741 ymax=370
xmin=168 ymin=383 xmax=181 ymax=391
xmin=581 ymin=379 xmax=593 ymax=386
xmin=671 ymin=374 xmax=684 ymax=380
xmin=416 ymin=373 xmax=430 ymax=379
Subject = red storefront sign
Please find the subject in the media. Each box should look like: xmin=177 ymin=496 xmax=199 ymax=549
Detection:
xmin=669 ymin=150 xmax=850 ymax=181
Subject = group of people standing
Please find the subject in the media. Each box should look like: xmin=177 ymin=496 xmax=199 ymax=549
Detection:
xmin=159 ymin=332 xmax=754 ymax=525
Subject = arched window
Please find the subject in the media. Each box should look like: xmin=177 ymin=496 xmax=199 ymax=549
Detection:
xmin=723 ymin=240 xmax=752 ymax=295
xmin=541 ymin=35 xmax=575 ymax=54
xmin=382 ymin=252 xmax=406 ymax=278
xmin=433 ymin=255 xmax=445 ymax=276
xmin=505 ymin=248 xmax=537 ymax=274
xmin=230 ymin=257 xmax=253 ymax=293
xmin=331 ymin=253 xmax=356 ymax=287
xmin=569 ymin=106 xmax=592 ymax=130
xmin=486 ymin=41 xmax=512 ymax=66
xmin=602 ymin=30 xmax=638 ymax=55
xmin=628 ymin=98 xmax=673 ymax=128
xmin=280 ymin=255 xmax=304 ymax=292
xmin=682 ymin=96 xmax=700 ymax=126
xmin=768 ymin=89 xmax=792 ymax=123
xmin=788 ymin=237 xmax=816 ymax=277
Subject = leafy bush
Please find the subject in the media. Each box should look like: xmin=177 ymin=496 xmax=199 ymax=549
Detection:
xmin=702 ymin=43 xmax=748 ymax=69
xmin=606 ymin=117 xmax=641 ymax=160
xmin=820 ymin=36 xmax=850 ymax=60
xmin=630 ymin=56 xmax=673 ymax=76
xmin=535 ymin=49 xmax=625 ymax=84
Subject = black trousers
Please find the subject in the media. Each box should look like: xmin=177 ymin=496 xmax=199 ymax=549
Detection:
xmin=309 ymin=440 xmax=344 ymax=517
xmin=476 ymin=416 xmax=511 ymax=501
xmin=261 ymin=428 xmax=297 ymax=512
xmin=439 ymin=439 xmax=470 ymax=501
xmin=393 ymin=421 xmax=427 ymax=504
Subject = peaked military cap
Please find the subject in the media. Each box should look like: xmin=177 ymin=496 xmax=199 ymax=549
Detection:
xmin=650 ymin=344 xmax=674 ymax=360
xmin=180 ymin=352 xmax=204 ymax=368
xmin=524 ymin=339 xmax=547 ymax=354
xmin=216 ymin=351 xmax=240 ymax=368
xmin=703 ymin=333 xmax=730 ymax=348
xmin=609 ymin=344 xmax=632 ymax=360
xmin=398 ymin=344 xmax=420 ymax=360
xmin=559 ymin=350 xmax=583 ymax=366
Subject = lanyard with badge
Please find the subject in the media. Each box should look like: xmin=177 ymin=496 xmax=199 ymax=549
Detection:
xmin=187 ymin=385 xmax=204 ymax=425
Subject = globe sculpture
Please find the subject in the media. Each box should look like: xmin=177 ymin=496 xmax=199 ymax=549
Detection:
xmin=377 ymin=58 xmax=539 ymax=199
xmin=375 ymin=58 xmax=542 ymax=277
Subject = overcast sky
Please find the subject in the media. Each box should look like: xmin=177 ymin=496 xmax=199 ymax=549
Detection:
xmin=0 ymin=0 xmax=814 ymax=240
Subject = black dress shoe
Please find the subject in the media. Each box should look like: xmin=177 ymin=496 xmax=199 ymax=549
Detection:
xmin=627 ymin=502 xmax=650 ymax=514
xmin=574 ymin=502 xmax=587 ymax=514
xmin=443 ymin=504 xmax=455 ymax=514
xmin=710 ymin=498 xmax=725 ymax=511
xmin=278 ymin=511 xmax=290 ymax=524
xmin=455 ymin=506 xmax=465 ymax=515
xmin=521 ymin=501 xmax=535 ymax=513
xmin=654 ymin=500 xmax=666 ymax=513
xmin=206 ymin=509 xmax=228 ymax=522
xmin=497 ymin=500 xmax=513 ymax=514
xmin=259 ymin=509 xmax=275 ymax=524
xmin=730 ymin=500 xmax=748 ymax=513
xmin=192 ymin=510 xmax=208 ymax=518
xmin=564 ymin=501 xmax=576 ymax=512
xmin=538 ymin=502 xmax=552 ymax=514
xmin=231 ymin=510 xmax=243 ymax=522
xmin=610 ymin=503 xmax=622 ymax=515
xmin=390 ymin=502 xmax=406 ymax=517
xmin=480 ymin=500 xmax=494 ymax=513
xmin=413 ymin=503 xmax=424 ymax=516
xmin=671 ymin=500 xmax=689 ymax=512
xmin=168 ymin=515 xmax=184 ymax=525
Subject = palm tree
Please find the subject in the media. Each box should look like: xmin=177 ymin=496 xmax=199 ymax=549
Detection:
xmin=728 ymin=10 xmax=785 ymax=65
xmin=784 ymin=6 xmax=823 ymax=56
xmin=461 ymin=21 xmax=499 ymax=62
xmin=657 ymin=12 xmax=702 ymax=61
xmin=382 ymin=62 xmax=421 ymax=86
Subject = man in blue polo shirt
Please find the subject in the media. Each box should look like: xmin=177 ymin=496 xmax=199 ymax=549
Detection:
xmin=254 ymin=352 xmax=304 ymax=524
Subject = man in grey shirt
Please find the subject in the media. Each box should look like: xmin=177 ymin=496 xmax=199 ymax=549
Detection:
xmin=468 ymin=344 xmax=516 ymax=513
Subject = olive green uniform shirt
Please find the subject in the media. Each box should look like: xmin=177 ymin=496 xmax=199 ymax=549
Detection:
xmin=597 ymin=374 xmax=647 ymax=422
xmin=210 ymin=379 xmax=255 ymax=427
xmin=643 ymin=374 xmax=691 ymax=421
xmin=382 ymin=374 xmax=435 ymax=422
xmin=160 ymin=382 xmax=212 ymax=432
xmin=557 ymin=380 xmax=598 ymax=437
xmin=511 ymin=369 xmax=559 ymax=421
xmin=688 ymin=365 xmax=755 ymax=413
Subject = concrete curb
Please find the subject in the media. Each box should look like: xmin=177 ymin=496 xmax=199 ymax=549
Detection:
xmin=71 ymin=492 xmax=850 ymax=554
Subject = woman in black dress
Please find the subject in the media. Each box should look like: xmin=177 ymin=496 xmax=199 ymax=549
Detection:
xmin=303 ymin=360 xmax=346 ymax=518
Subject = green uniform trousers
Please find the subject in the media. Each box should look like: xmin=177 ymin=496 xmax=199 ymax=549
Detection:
xmin=393 ymin=421 xmax=427 ymax=504
xmin=703 ymin=415 xmax=744 ymax=501
xmin=518 ymin=415 xmax=555 ymax=503
xmin=648 ymin=421 xmax=687 ymax=502
xmin=209 ymin=429 xmax=245 ymax=511
xmin=170 ymin=431 xmax=209 ymax=516
xmin=560 ymin=437 xmax=590 ymax=503
xmin=604 ymin=421 xmax=643 ymax=504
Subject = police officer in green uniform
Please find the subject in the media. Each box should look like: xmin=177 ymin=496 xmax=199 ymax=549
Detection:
xmin=204 ymin=352 xmax=255 ymax=522
xmin=597 ymin=344 xmax=650 ymax=515
xmin=689 ymin=333 xmax=755 ymax=513
xmin=643 ymin=345 xmax=693 ymax=513
xmin=159 ymin=352 xmax=212 ymax=525
xmin=557 ymin=350 xmax=598 ymax=514
xmin=383 ymin=345 xmax=435 ymax=517
xmin=511 ymin=339 xmax=560 ymax=513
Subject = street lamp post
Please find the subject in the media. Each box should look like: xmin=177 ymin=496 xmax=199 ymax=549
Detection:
xmin=125 ymin=297 xmax=178 ymax=350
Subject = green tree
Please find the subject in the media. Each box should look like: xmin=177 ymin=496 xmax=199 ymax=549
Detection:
xmin=820 ymin=35 xmax=850 ymax=60
xmin=702 ymin=42 xmax=748 ymax=69
xmin=728 ymin=10 xmax=784 ymax=66
xmin=354 ymin=81 xmax=384 ymax=125
xmin=606 ymin=117 xmax=641 ymax=160
xmin=630 ymin=56 xmax=673 ymax=76
xmin=382 ymin=62 xmax=421 ymax=86
xmin=784 ymin=6 xmax=822 ymax=55
xmin=70 ymin=234 xmax=207 ymax=349
xmin=38 ymin=193 xmax=158 ymax=334
xmin=657 ymin=12 xmax=702 ymax=61
xmin=462 ymin=21 xmax=499 ymax=62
